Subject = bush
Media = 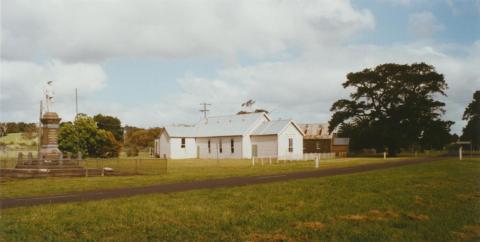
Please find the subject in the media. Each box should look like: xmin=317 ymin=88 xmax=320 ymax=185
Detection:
xmin=125 ymin=145 xmax=139 ymax=157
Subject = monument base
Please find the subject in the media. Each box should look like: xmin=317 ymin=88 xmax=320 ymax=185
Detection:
xmin=0 ymin=168 xmax=105 ymax=178
xmin=0 ymin=159 xmax=111 ymax=179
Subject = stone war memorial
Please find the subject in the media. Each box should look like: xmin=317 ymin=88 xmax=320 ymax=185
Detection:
xmin=1 ymin=81 xmax=104 ymax=178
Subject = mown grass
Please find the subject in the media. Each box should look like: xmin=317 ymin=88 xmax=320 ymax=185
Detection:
xmin=0 ymin=157 xmax=405 ymax=199
xmin=1 ymin=158 xmax=478 ymax=241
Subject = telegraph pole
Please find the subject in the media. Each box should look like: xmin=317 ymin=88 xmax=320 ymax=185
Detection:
xmin=199 ymin=103 xmax=211 ymax=119
xmin=38 ymin=100 xmax=43 ymax=157
xmin=75 ymin=88 xmax=78 ymax=118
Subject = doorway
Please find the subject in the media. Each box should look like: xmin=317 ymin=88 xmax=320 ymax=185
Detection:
xmin=252 ymin=144 xmax=258 ymax=157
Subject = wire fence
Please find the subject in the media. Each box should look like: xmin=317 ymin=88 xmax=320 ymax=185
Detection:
xmin=0 ymin=159 xmax=17 ymax=169
xmin=0 ymin=157 xmax=168 ymax=176
xmin=81 ymin=158 xmax=168 ymax=175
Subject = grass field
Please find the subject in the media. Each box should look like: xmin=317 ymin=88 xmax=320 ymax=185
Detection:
xmin=0 ymin=133 xmax=36 ymax=145
xmin=0 ymin=157 xmax=406 ymax=199
xmin=1 ymin=158 xmax=478 ymax=241
xmin=0 ymin=133 xmax=39 ymax=160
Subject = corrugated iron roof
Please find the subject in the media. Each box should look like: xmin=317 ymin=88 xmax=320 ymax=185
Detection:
xmin=251 ymin=120 xmax=291 ymax=135
xmin=164 ymin=112 xmax=269 ymax=138
xmin=164 ymin=125 xmax=197 ymax=137
xmin=297 ymin=123 xmax=333 ymax=139
xmin=195 ymin=112 xmax=268 ymax=137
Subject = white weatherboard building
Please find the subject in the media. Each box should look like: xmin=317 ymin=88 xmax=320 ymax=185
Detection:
xmin=154 ymin=112 xmax=304 ymax=160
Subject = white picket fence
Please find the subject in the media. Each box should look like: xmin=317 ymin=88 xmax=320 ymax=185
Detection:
xmin=303 ymin=152 xmax=336 ymax=160
xmin=250 ymin=152 xmax=337 ymax=167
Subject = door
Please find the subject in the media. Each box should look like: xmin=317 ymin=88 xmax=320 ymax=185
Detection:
xmin=252 ymin=144 xmax=258 ymax=157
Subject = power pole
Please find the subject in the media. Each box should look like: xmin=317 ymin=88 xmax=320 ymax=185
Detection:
xmin=75 ymin=88 xmax=78 ymax=118
xmin=38 ymin=100 xmax=43 ymax=157
xmin=199 ymin=103 xmax=211 ymax=119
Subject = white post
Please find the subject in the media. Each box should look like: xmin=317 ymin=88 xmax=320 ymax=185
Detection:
xmin=459 ymin=146 xmax=463 ymax=160
xmin=315 ymin=157 xmax=319 ymax=169
xmin=383 ymin=152 xmax=386 ymax=160
xmin=252 ymin=157 xmax=255 ymax=166
xmin=269 ymin=156 xmax=272 ymax=165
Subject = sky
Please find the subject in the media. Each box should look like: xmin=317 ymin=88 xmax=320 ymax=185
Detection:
xmin=1 ymin=0 xmax=479 ymax=134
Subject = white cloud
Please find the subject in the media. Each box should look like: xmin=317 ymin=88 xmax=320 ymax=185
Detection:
xmin=0 ymin=60 xmax=106 ymax=121
xmin=1 ymin=0 xmax=477 ymax=137
xmin=408 ymin=11 xmax=445 ymax=38
xmin=378 ymin=0 xmax=432 ymax=6
xmin=1 ymin=0 xmax=374 ymax=62
xmin=126 ymin=42 xmax=478 ymax=134
xmin=380 ymin=0 xmax=414 ymax=5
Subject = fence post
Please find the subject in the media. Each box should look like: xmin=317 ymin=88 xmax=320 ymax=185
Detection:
xmin=459 ymin=146 xmax=463 ymax=160
xmin=269 ymin=157 xmax=272 ymax=165
xmin=135 ymin=159 xmax=138 ymax=174
xmin=252 ymin=157 xmax=255 ymax=166
xmin=315 ymin=157 xmax=319 ymax=168
xmin=383 ymin=152 xmax=386 ymax=160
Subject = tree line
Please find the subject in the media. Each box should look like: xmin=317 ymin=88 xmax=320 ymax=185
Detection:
xmin=0 ymin=122 xmax=37 ymax=136
xmin=57 ymin=114 xmax=163 ymax=158
xmin=3 ymin=62 xmax=478 ymax=157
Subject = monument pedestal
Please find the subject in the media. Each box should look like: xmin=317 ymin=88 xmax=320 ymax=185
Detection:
xmin=0 ymin=112 xmax=105 ymax=179
xmin=0 ymin=83 xmax=111 ymax=179
xmin=38 ymin=112 xmax=62 ymax=160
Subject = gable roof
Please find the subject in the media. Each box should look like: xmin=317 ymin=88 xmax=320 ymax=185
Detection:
xmin=163 ymin=125 xmax=196 ymax=138
xmin=252 ymin=120 xmax=288 ymax=135
xmin=163 ymin=112 xmax=270 ymax=138
xmin=252 ymin=120 xmax=305 ymax=136
xmin=297 ymin=123 xmax=332 ymax=139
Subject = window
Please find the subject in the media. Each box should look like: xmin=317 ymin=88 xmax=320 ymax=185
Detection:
xmin=181 ymin=138 xmax=186 ymax=148
xmin=219 ymin=139 xmax=223 ymax=153
xmin=288 ymin=138 xmax=293 ymax=152
xmin=208 ymin=140 xmax=211 ymax=153
xmin=231 ymin=139 xmax=234 ymax=153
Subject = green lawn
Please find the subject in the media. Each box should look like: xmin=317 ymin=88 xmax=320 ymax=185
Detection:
xmin=0 ymin=157 xmax=405 ymax=199
xmin=1 ymin=158 xmax=478 ymax=241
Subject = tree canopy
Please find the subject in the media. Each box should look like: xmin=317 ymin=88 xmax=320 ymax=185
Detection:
xmin=58 ymin=115 xmax=121 ymax=158
xmin=93 ymin=114 xmax=123 ymax=141
xmin=329 ymin=63 xmax=454 ymax=155
xmin=461 ymin=90 xmax=480 ymax=149
xmin=123 ymin=126 xmax=163 ymax=156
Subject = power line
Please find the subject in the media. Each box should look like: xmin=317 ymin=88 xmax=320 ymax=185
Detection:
xmin=200 ymin=103 xmax=211 ymax=119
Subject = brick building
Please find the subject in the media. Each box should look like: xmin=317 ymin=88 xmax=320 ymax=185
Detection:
xmin=298 ymin=123 xmax=349 ymax=156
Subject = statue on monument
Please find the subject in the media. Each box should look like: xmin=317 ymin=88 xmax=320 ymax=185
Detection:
xmin=44 ymin=80 xmax=54 ymax=112
xmin=4 ymin=80 xmax=94 ymax=179
xmin=39 ymin=81 xmax=62 ymax=160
